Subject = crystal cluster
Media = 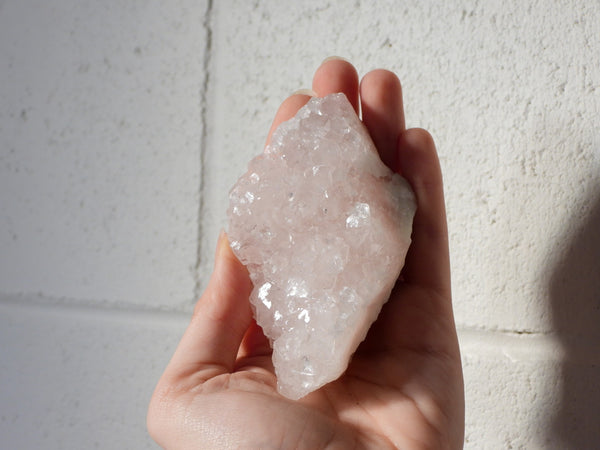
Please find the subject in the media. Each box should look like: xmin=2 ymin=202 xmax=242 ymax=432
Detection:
xmin=227 ymin=93 xmax=416 ymax=400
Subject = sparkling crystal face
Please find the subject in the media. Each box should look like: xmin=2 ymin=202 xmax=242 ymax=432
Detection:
xmin=227 ymin=93 xmax=416 ymax=399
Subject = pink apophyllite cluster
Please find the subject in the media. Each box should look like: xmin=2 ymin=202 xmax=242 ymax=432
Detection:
xmin=227 ymin=93 xmax=416 ymax=400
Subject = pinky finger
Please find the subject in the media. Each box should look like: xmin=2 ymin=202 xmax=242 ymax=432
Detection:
xmin=398 ymin=128 xmax=451 ymax=298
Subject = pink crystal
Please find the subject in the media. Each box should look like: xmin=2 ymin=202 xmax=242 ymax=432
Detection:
xmin=227 ymin=93 xmax=416 ymax=399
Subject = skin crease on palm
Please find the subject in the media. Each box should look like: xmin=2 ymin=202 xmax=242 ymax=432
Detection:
xmin=147 ymin=58 xmax=465 ymax=449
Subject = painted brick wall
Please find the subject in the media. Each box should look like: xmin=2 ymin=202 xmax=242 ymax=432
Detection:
xmin=1 ymin=0 xmax=599 ymax=448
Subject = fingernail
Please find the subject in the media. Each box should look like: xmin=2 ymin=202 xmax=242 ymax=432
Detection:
xmin=291 ymin=88 xmax=317 ymax=96
xmin=321 ymin=55 xmax=350 ymax=64
xmin=216 ymin=229 xmax=228 ymax=255
xmin=213 ymin=230 xmax=233 ymax=272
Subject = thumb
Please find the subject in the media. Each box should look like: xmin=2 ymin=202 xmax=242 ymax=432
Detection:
xmin=162 ymin=231 xmax=254 ymax=382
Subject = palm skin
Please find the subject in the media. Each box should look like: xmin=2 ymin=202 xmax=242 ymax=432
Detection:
xmin=148 ymin=59 xmax=464 ymax=449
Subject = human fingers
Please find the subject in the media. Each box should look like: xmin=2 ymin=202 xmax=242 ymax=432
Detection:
xmin=360 ymin=69 xmax=405 ymax=172
xmin=236 ymin=319 xmax=272 ymax=361
xmin=265 ymin=92 xmax=314 ymax=146
xmin=397 ymin=128 xmax=451 ymax=296
xmin=159 ymin=232 xmax=254 ymax=385
xmin=312 ymin=57 xmax=360 ymax=113
xmin=265 ymin=58 xmax=359 ymax=146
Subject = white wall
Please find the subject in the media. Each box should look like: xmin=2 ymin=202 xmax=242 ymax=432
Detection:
xmin=1 ymin=0 xmax=599 ymax=448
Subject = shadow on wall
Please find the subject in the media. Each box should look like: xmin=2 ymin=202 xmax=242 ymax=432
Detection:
xmin=549 ymin=185 xmax=600 ymax=448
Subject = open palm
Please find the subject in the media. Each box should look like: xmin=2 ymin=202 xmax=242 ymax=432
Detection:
xmin=148 ymin=59 xmax=464 ymax=449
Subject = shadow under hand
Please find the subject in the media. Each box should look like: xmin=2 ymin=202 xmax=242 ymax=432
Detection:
xmin=549 ymin=188 xmax=600 ymax=448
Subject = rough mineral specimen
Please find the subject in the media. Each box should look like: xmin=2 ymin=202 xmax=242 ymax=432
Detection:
xmin=227 ymin=93 xmax=416 ymax=400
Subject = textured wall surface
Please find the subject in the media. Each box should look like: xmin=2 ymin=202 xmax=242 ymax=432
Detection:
xmin=1 ymin=0 xmax=599 ymax=448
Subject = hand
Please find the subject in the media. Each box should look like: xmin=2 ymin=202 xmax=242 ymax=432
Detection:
xmin=148 ymin=58 xmax=464 ymax=449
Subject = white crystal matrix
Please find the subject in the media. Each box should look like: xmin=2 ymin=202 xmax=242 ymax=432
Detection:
xmin=227 ymin=93 xmax=416 ymax=399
